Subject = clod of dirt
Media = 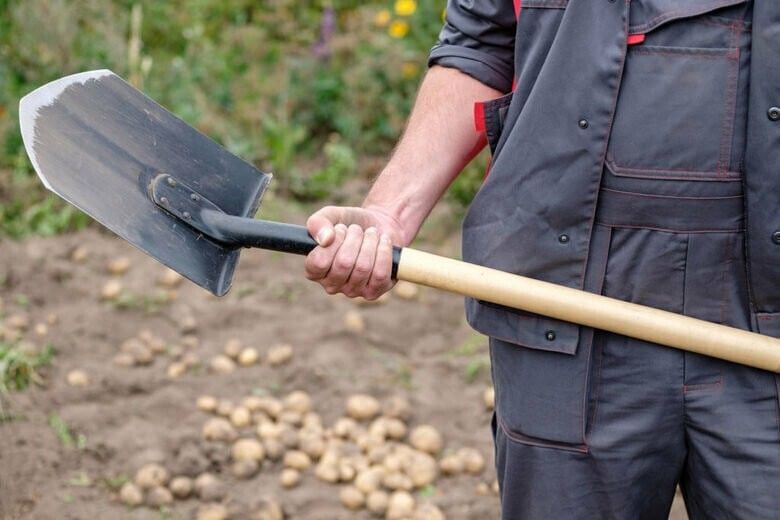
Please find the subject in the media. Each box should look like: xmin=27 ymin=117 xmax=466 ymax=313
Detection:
xmin=134 ymin=463 xmax=170 ymax=489
xmin=112 ymin=352 xmax=135 ymax=367
xmin=65 ymin=369 xmax=89 ymax=387
xmin=283 ymin=391 xmax=312 ymax=414
xmin=283 ymin=450 xmax=311 ymax=471
xmin=280 ymin=468 xmax=301 ymax=489
xmin=194 ymin=473 xmax=227 ymax=502
xmin=196 ymin=503 xmax=229 ymax=520
xmin=210 ymin=355 xmax=236 ymax=374
xmin=179 ymin=315 xmax=198 ymax=334
xmin=158 ymin=268 xmax=183 ymax=288
xmin=346 ymin=394 xmax=381 ymax=421
xmin=6 ymin=313 xmax=30 ymax=331
xmin=232 ymin=458 xmax=261 ymax=479
xmin=439 ymin=454 xmax=464 ymax=476
xmin=386 ymin=491 xmax=416 ymax=520
xmin=100 ymin=279 xmax=123 ymax=300
xmin=393 ymin=281 xmax=419 ymax=300
xmin=232 ymin=438 xmax=265 ymax=462
xmin=171 ymin=443 xmax=210 ymax=477
xmin=119 ymin=482 xmax=144 ymax=506
xmin=343 ymin=310 xmax=366 ymax=334
xmin=457 ymin=447 xmax=485 ymax=475
xmin=238 ymin=347 xmax=260 ymax=366
xmin=409 ymin=426 xmax=443 ymax=455
xmin=267 ymin=344 xmax=294 ymax=366
xmin=252 ymin=497 xmax=284 ymax=520
xmin=169 ymin=476 xmax=193 ymax=498
xmin=383 ymin=396 xmax=412 ymax=421
xmin=202 ymin=417 xmax=238 ymax=443
xmin=167 ymin=361 xmax=187 ymax=378
xmin=106 ymin=256 xmax=131 ymax=275
xmin=339 ymin=485 xmax=365 ymax=510
xmin=483 ymin=387 xmax=495 ymax=411
xmin=413 ymin=503 xmax=445 ymax=520
xmin=230 ymin=406 xmax=252 ymax=428
xmin=223 ymin=338 xmax=243 ymax=359
xmin=366 ymin=489 xmax=390 ymax=515
xmin=34 ymin=322 xmax=48 ymax=336
xmin=182 ymin=334 xmax=200 ymax=348
xmin=146 ymin=486 xmax=173 ymax=507
xmin=70 ymin=245 xmax=89 ymax=262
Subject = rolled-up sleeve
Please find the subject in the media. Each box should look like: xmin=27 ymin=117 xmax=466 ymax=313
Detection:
xmin=429 ymin=0 xmax=517 ymax=93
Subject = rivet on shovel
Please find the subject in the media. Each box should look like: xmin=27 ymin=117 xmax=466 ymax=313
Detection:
xmin=182 ymin=211 xmax=191 ymax=219
xmin=167 ymin=177 xmax=177 ymax=187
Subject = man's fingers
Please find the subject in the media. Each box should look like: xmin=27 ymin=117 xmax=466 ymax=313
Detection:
xmin=304 ymin=224 xmax=347 ymax=281
xmin=342 ymin=227 xmax=379 ymax=297
xmin=365 ymin=233 xmax=395 ymax=299
xmin=306 ymin=206 xmax=344 ymax=247
xmin=322 ymin=224 xmax=364 ymax=293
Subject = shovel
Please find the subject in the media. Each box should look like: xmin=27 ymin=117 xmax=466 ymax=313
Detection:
xmin=19 ymin=70 xmax=780 ymax=373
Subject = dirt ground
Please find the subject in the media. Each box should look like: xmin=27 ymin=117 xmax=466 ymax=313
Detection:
xmin=0 ymin=221 xmax=689 ymax=519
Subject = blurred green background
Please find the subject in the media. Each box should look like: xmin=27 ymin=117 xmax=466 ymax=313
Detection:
xmin=0 ymin=0 xmax=486 ymax=238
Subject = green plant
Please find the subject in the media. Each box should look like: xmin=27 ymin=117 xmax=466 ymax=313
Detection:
xmin=48 ymin=413 xmax=86 ymax=449
xmin=0 ymin=341 xmax=54 ymax=394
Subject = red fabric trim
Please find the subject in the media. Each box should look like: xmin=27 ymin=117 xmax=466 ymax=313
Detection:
xmin=474 ymin=101 xmax=486 ymax=133
xmin=513 ymin=0 xmax=521 ymax=18
xmin=483 ymin=156 xmax=492 ymax=180
xmin=627 ymin=33 xmax=646 ymax=45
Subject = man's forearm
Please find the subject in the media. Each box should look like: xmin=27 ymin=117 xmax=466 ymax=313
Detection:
xmin=362 ymin=65 xmax=503 ymax=245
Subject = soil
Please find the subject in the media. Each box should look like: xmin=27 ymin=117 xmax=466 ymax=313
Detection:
xmin=0 ymin=222 xmax=689 ymax=519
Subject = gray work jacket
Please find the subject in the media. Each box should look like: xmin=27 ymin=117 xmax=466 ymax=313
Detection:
xmin=429 ymin=0 xmax=780 ymax=355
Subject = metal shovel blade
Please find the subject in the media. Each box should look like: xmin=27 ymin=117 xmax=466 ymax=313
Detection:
xmin=19 ymin=70 xmax=271 ymax=296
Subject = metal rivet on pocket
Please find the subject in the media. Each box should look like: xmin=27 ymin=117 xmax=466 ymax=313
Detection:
xmin=545 ymin=330 xmax=556 ymax=341
xmin=558 ymin=234 xmax=570 ymax=244
xmin=772 ymin=231 xmax=780 ymax=244
xmin=768 ymin=107 xmax=780 ymax=121
xmin=578 ymin=119 xmax=589 ymax=129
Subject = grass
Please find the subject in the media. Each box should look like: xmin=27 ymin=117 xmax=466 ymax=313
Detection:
xmin=0 ymin=340 xmax=54 ymax=394
xmin=48 ymin=413 xmax=87 ymax=450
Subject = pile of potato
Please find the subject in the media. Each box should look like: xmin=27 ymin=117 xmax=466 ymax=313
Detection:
xmin=207 ymin=339 xmax=294 ymax=375
xmin=117 ymin=390 xmax=492 ymax=519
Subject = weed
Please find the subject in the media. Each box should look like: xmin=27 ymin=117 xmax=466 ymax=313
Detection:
xmin=464 ymin=357 xmax=490 ymax=384
xmin=0 ymin=341 xmax=54 ymax=394
xmin=450 ymin=332 xmax=487 ymax=357
xmin=48 ymin=414 xmax=86 ymax=450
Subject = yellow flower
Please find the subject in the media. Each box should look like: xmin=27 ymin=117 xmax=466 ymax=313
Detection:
xmin=388 ymin=19 xmax=410 ymax=39
xmin=401 ymin=62 xmax=419 ymax=79
xmin=374 ymin=9 xmax=391 ymax=27
xmin=394 ymin=0 xmax=417 ymax=17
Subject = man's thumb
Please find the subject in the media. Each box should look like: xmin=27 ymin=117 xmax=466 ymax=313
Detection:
xmin=307 ymin=211 xmax=337 ymax=247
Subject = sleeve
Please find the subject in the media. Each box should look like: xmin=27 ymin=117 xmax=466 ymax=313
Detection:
xmin=428 ymin=0 xmax=518 ymax=93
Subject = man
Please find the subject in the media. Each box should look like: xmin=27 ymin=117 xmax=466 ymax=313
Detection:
xmin=305 ymin=1 xmax=780 ymax=518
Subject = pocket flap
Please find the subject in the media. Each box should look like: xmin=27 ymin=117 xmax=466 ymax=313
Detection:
xmin=755 ymin=312 xmax=780 ymax=339
xmin=629 ymin=0 xmax=747 ymax=34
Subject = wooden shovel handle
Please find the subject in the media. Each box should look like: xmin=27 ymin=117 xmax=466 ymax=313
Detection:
xmin=396 ymin=248 xmax=780 ymax=373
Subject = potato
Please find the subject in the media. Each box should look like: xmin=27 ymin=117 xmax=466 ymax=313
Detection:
xmin=339 ymin=485 xmax=365 ymax=510
xmin=242 ymin=396 xmax=264 ymax=412
xmin=283 ymin=450 xmax=311 ymax=471
xmin=355 ymin=467 xmax=384 ymax=494
xmin=386 ymin=491 xmax=416 ymax=520
xmin=256 ymin=397 xmax=283 ymax=419
xmin=238 ymin=347 xmax=260 ymax=366
xmin=314 ymin=461 xmax=340 ymax=483
xmin=267 ymin=344 xmax=293 ymax=366
xmin=202 ymin=417 xmax=238 ymax=443
xmin=34 ymin=323 xmax=48 ymax=337
xmin=113 ymin=352 xmax=135 ymax=367
xmin=343 ymin=310 xmax=365 ymax=334
xmin=283 ymin=391 xmax=312 ymax=414
xmin=439 ymin=454 xmax=464 ymax=476
xmin=393 ymin=281 xmax=419 ymax=300
xmin=182 ymin=352 xmax=201 ymax=368
xmin=210 ymin=355 xmax=236 ymax=374
xmin=491 ymin=479 xmax=499 ymax=494
xmin=299 ymin=432 xmax=326 ymax=460
xmin=119 ymin=482 xmax=144 ymax=506
xmin=196 ymin=395 xmax=218 ymax=413
xmin=230 ymin=406 xmax=253 ymax=428
xmin=346 ymin=394 xmax=380 ymax=421
xmin=107 ymin=256 xmax=131 ymax=275
xmin=413 ymin=503 xmax=445 ymax=520
xmin=280 ymin=468 xmax=301 ymax=488
xmin=302 ymin=412 xmax=323 ymax=430
xmin=279 ymin=411 xmax=303 ymax=427
xmin=264 ymin=438 xmax=285 ymax=461
xmin=196 ymin=503 xmax=229 ymax=520
xmin=101 ymin=279 xmax=123 ymax=300
xmin=179 ymin=315 xmax=198 ymax=333
xmin=232 ymin=459 xmax=260 ymax=479
xmin=384 ymin=418 xmax=407 ymax=441
xmin=169 ymin=476 xmax=193 ymax=499
xmin=339 ymin=460 xmax=357 ymax=482
xmin=182 ymin=334 xmax=199 ymax=348
xmin=257 ymin=421 xmax=283 ymax=440
xmin=483 ymin=386 xmax=495 ymax=411
xmin=216 ymin=399 xmax=235 ymax=417
xmin=158 ymin=268 xmax=183 ymax=288
xmin=383 ymin=471 xmax=414 ymax=491
xmin=383 ymin=396 xmax=412 ymax=421
xmin=5 ymin=313 xmax=29 ymax=331
xmin=134 ymin=463 xmax=169 ymax=490
xmin=457 ymin=447 xmax=485 ymax=475
xmin=475 ymin=482 xmax=491 ymax=496
xmin=70 ymin=245 xmax=89 ymax=263
xmin=405 ymin=452 xmax=437 ymax=488
xmin=66 ymin=369 xmax=89 ymax=387
xmin=252 ymin=498 xmax=284 ymax=520
xmin=366 ymin=490 xmax=389 ymax=515
xmin=224 ymin=338 xmax=243 ymax=359
xmin=120 ymin=339 xmax=154 ymax=365
xmin=232 ymin=438 xmax=265 ymax=462
xmin=333 ymin=417 xmax=358 ymax=438
xmin=146 ymin=486 xmax=173 ymax=507
xmin=409 ymin=426 xmax=443 ymax=455
xmin=167 ymin=361 xmax=187 ymax=378
xmin=279 ymin=424 xmax=299 ymax=449
xmin=195 ymin=473 xmax=226 ymax=501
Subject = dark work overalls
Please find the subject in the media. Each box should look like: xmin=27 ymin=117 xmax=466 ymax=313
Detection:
xmin=430 ymin=1 xmax=780 ymax=518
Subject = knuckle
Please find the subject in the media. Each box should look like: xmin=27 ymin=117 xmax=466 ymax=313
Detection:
xmin=352 ymin=261 xmax=372 ymax=276
xmin=335 ymin=256 xmax=355 ymax=272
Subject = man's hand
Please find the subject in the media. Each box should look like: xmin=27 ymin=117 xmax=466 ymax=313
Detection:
xmin=305 ymin=206 xmax=405 ymax=300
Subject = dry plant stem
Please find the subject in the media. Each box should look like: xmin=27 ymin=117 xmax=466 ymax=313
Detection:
xmin=397 ymin=248 xmax=780 ymax=373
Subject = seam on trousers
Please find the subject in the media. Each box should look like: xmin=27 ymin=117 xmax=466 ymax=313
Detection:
xmin=496 ymin=414 xmax=589 ymax=453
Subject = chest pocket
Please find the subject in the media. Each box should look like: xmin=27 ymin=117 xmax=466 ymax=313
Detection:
xmin=607 ymin=0 xmax=751 ymax=180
